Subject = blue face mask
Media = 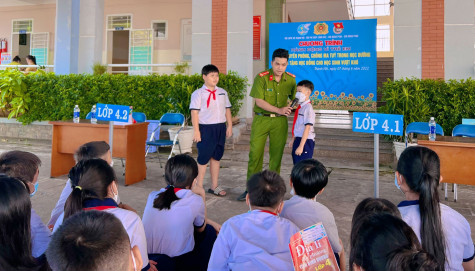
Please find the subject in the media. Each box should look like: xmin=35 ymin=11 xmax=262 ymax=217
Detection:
xmin=394 ymin=173 xmax=401 ymax=191
xmin=30 ymin=182 xmax=39 ymax=197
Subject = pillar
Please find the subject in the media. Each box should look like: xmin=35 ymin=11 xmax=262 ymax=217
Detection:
xmin=78 ymin=0 xmax=104 ymax=74
xmin=54 ymin=0 xmax=80 ymax=74
xmin=192 ymin=0 xmax=212 ymax=74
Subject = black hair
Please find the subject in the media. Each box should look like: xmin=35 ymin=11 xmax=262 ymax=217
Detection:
xmin=201 ymin=64 xmax=219 ymax=76
xmin=74 ymin=141 xmax=110 ymax=163
xmin=153 ymin=154 xmax=198 ymax=210
xmin=247 ymin=170 xmax=286 ymax=208
xmin=350 ymin=213 xmax=441 ymax=271
xmin=297 ymin=80 xmax=314 ymax=92
xmin=64 ymin=159 xmax=116 ymax=220
xmin=272 ymin=48 xmax=289 ymax=61
xmin=290 ymin=159 xmax=328 ymax=199
xmin=397 ymin=146 xmax=446 ymax=268
xmin=12 ymin=56 xmax=21 ymax=62
xmin=26 ymin=55 xmax=37 ymax=65
xmin=0 ymin=151 xmax=41 ymax=191
xmin=47 ymin=210 xmax=130 ymax=271
xmin=0 ymin=175 xmax=42 ymax=270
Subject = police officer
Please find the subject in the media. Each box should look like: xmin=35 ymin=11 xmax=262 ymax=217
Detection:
xmin=237 ymin=48 xmax=296 ymax=201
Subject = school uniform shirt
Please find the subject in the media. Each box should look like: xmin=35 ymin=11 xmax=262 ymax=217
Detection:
xmin=31 ymin=208 xmax=52 ymax=258
xmin=189 ymin=85 xmax=231 ymax=124
xmin=142 ymin=188 xmax=205 ymax=257
xmin=53 ymin=199 xmax=149 ymax=269
xmin=208 ymin=210 xmax=300 ymax=271
xmin=399 ymin=200 xmax=475 ymax=271
xmin=48 ymin=179 xmax=73 ymax=227
xmin=280 ymin=195 xmax=342 ymax=253
xmin=293 ymin=100 xmax=315 ymax=140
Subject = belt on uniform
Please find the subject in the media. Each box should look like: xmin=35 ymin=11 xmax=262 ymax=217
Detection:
xmin=255 ymin=112 xmax=283 ymax=118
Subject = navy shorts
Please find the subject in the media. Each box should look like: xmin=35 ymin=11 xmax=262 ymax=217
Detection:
xmin=292 ymin=137 xmax=315 ymax=165
xmin=197 ymin=123 xmax=226 ymax=165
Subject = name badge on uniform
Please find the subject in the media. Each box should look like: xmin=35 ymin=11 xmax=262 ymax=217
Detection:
xmin=267 ymin=88 xmax=273 ymax=92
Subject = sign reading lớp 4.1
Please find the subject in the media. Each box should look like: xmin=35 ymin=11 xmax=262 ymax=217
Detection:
xmin=352 ymin=112 xmax=403 ymax=136
xmin=269 ymin=19 xmax=376 ymax=111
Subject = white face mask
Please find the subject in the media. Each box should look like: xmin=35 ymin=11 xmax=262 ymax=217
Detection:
xmin=290 ymin=188 xmax=295 ymax=196
xmin=110 ymin=161 xmax=114 ymax=167
xmin=112 ymin=183 xmax=119 ymax=203
xmin=295 ymin=92 xmax=306 ymax=103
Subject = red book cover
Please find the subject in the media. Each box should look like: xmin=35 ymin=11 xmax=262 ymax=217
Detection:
xmin=289 ymin=223 xmax=340 ymax=271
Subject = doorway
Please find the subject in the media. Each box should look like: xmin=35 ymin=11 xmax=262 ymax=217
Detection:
xmin=11 ymin=33 xmax=30 ymax=64
xmin=107 ymin=30 xmax=130 ymax=74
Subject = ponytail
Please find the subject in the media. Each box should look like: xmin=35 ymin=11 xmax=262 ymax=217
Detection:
xmin=387 ymin=249 xmax=441 ymax=271
xmin=398 ymin=146 xmax=446 ymax=269
xmin=64 ymin=186 xmax=84 ymax=220
xmin=153 ymin=186 xmax=179 ymax=210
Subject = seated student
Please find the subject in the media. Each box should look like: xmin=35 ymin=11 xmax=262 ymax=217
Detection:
xmin=47 ymin=210 xmax=143 ymax=271
xmin=350 ymin=213 xmax=441 ymax=271
xmin=396 ymin=146 xmax=475 ymax=271
xmin=142 ymin=154 xmax=219 ymax=271
xmin=208 ymin=170 xmax=300 ymax=271
xmin=54 ymin=159 xmax=154 ymax=270
xmin=48 ymin=141 xmax=129 ymax=228
xmin=0 ymin=174 xmax=49 ymax=271
xmin=0 ymin=151 xmax=51 ymax=259
xmin=280 ymin=159 xmax=345 ymax=269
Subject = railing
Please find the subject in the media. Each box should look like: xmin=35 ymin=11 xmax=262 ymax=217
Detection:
xmin=0 ymin=65 xmax=55 ymax=72
xmin=107 ymin=63 xmax=191 ymax=75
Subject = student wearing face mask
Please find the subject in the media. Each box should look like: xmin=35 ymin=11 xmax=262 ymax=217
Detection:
xmin=289 ymin=80 xmax=316 ymax=165
xmin=55 ymin=159 xmax=155 ymax=271
xmin=0 ymin=151 xmax=51 ymax=259
xmin=208 ymin=170 xmax=300 ymax=270
xmin=48 ymin=141 xmax=132 ymax=229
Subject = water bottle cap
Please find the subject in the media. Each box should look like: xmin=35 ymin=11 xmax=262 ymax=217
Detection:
xmin=75 ymin=104 xmax=78 ymax=107
xmin=430 ymin=117 xmax=434 ymax=120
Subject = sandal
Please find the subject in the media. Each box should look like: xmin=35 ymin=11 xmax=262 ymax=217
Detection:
xmin=207 ymin=186 xmax=227 ymax=197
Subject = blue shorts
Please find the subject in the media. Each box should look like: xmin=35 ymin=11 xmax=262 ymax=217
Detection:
xmin=197 ymin=123 xmax=226 ymax=165
xmin=292 ymin=137 xmax=315 ymax=165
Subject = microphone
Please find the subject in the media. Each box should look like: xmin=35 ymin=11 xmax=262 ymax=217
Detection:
xmin=290 ymin=98 xmax=299 ymax=108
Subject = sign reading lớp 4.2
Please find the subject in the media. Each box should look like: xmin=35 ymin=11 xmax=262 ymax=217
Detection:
xmin=269 ymin=19 xmax=377 ymax=111
xmin=96 ymin=103 xmax=130 ymax=122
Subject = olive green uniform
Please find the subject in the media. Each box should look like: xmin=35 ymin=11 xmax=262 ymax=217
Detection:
xmin=247 ymin=69 xmax=296 ymax=180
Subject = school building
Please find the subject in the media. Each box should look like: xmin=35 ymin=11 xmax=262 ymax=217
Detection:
xmin=0 ymin=0 xmax=398 ymax=118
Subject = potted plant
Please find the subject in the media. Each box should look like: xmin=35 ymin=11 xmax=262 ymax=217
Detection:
xmin=378 ymin=79 xmax=430 ymax=159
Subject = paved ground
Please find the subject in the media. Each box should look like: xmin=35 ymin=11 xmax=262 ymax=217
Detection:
xmin=1 ymin=137 xmax=474 ymax=267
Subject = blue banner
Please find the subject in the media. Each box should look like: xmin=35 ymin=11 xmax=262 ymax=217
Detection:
xmin=96 ymin=103 xmax=130 ymax=122
xmin=352 ymin=112 xmax=403 ymax=136
xmin=269 ymin=19 xmax=377 ymax=111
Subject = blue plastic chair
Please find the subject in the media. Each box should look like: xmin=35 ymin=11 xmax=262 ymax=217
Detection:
xmin=146 ymin=113 xmax=185 ymax=167
xmin=452 ymin=124 xmax=475 ymax=137
xmin=132 ymin=112 xmax=146 ymax=123
xmin=446 ymin=124 xmax=475 ymax=202
xmin=405 ymin=122 xmax=444 ymax=147
xmin=85 ymin=112 xmax=92 ymax=119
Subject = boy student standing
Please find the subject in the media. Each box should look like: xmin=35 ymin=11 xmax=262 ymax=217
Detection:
xmin=208 ymin=170 xmax=300 ymax=270
xmin=280 ymin=159 xmax=345 ymax=270
xmin=190 ymin=64 xmax=232 ymax=196
xmin=289 ymin=80 xmax=316 ymax=165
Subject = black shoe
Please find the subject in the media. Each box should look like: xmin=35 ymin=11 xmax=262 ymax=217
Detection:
xmin=237 ymin=191 xmax=248 ymax=201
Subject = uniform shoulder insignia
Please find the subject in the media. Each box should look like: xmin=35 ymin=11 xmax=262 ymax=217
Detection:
xmin=286 ymin=71 xmax=296 ymax=78
xmin=259 ymin=71 xmax=269 ymax=77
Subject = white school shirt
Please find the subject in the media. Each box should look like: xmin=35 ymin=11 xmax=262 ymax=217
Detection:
xmin=399 ymin=200 xmax=475 ymax=271
xmin=280 ymin=195 xmax=342 ymax=253
xmin=189 ymin=85 xmax=232 ymax=124
xmin=293 ymin=100 xmax=315 ymax=140
xmin=208 ymin=210 xmax=300 ymax=271
xmin=48 ymin=179 xmax=73 ymax=227
xmin=31 ymin=208 xmax=52 ymax=258
xmin=48 ymin=179 xmax=121 ymax=227
xmin=142 ymin=188 xmax=205 ymax=257
xmin=53 ymin=206 xmax=149 ymax=269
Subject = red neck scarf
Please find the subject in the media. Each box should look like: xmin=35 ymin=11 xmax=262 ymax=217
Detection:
xmin=206 ymin=88 xmax=217 ymax=108
xmin=291 ymin=105 xmax=301 ymax=137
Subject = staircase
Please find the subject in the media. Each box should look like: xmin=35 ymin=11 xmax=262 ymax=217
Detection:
xmin=234 ymin=110 xmax=394 ymax=165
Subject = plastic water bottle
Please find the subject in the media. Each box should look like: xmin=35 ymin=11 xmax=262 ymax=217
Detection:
xmin=429 ymin=117 xmax=436 ymax=141
xmin=91 ymin=105 xmax=97 ymax=124
xmin=73 ymin=105 xmax=80 ymax=123
xmin=128 ymin=106 xmax=133 ymax=124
